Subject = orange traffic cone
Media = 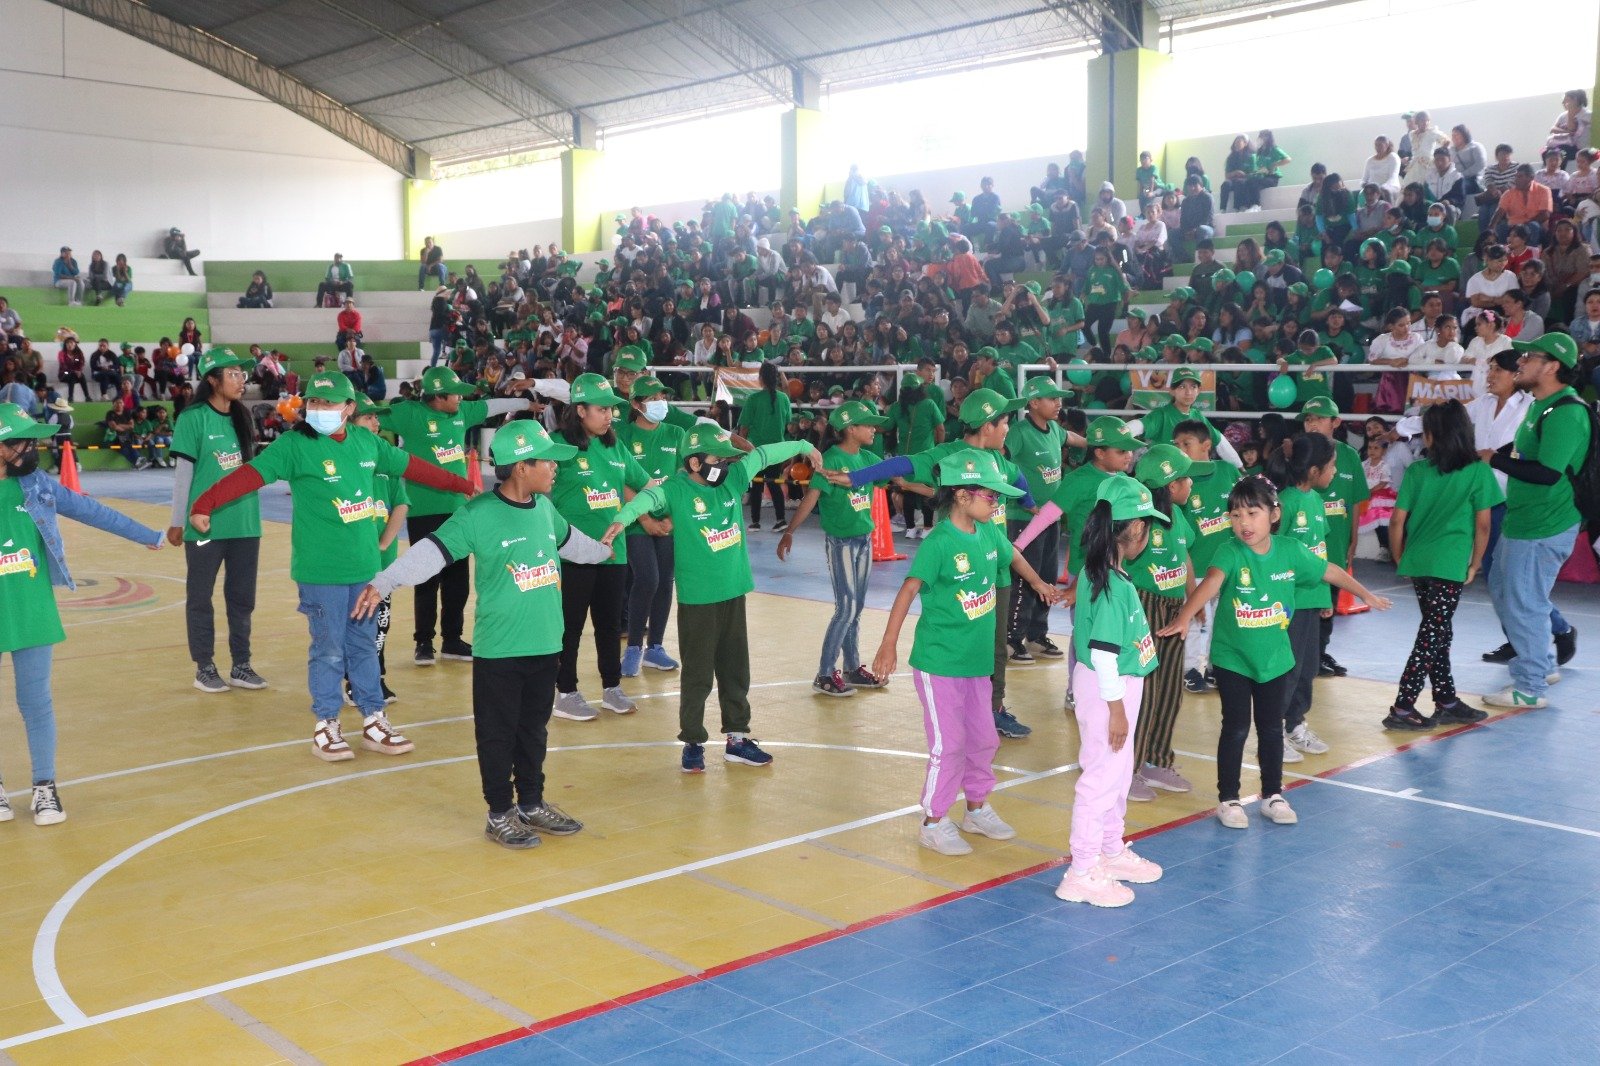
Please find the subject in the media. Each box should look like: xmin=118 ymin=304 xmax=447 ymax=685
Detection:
xmin=1335 ymin=586 xmax=1369 ymax=616
xmin=59 ymin=440 xmax=83 ymax=494
xmin=465 ymin=447 xmax=483 ymax=494
xmin=870 ymin=487 xmax=906 ymax=563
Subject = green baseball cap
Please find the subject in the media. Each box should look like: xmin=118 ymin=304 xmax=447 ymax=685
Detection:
xmin=570 ymin=373 xmax=628 ymax=407
xmin=974 ymin=346 xmax=1001 ymax=362
xmin=613 ymin=349 xmax=649 ymax=373
xmin=1263 ymin=249 xmax=1286 ymax=265
xmin=1161 ymin=334 xmax=1187 ymax=349
xmin=197 ymin=347 xmax=254 ymax=377
xmin=1384 ymin=260 xmax=1413 ymax=276
xmin=119 ymin=342 xmax=133 ymax=352
xmin=1125 ymin=307 xmax=1147 ymax=321
xmin=1512 ymin=332 xmax=1579 ymax=368
xmin=1168 ymin=366 xmax=1203 ymax=387
xmin=1288 ymin=282 xmax=1310 ymax=296
xmin=0 ymin=403 xmax=56 ymax=443
xmin=1021 ymin=377 xmax=1072 ymax=401
xmin=1187 ymin=338 xmax=1214 ymax=353
xmin=936 ymin=450 xmax=1023 ymax=496
xmin=1172 ymin=286 xmax=1194 ymax=301
xmin=352 ymin=395 xmax=388 ymax=416
xmin=1096 ymin=473 xmax=1170 ymax=524
xmin=827 ymin=385 xmax=846 ymax=396
xmin=491 ymin=421 xmax=578 ymax=464
xmin=958 ymin=388 xmax=1026 ymax=427
xmin=1212 ymin=268 xmax=1236 ymax=286
xmin=1136 ymin=443 xmax=1211 ymax=488
xmin=303 ymin=373 xmax=357 ymax=403
xmin=1024 ymin=280 xmax=1042 ymax=296
xmin=629 ymin=376 xmax=669 ymax=400
xmin=682 ymin=426 xmax=743 ymax=459
xmin=1298 ymin=396 xmax=1341 ymax=419
xmin=829 ymin=400 xmax=891 ymax=430
xmin=950 ymin=191 xmax=966 ymax=202
xmin=420 ymin=366 xmax=476 ymax=396
xmin=1084 ymin=416 xmax=1144 ymax=451
xmin=1136 ymin=345 xmax=1161 ymax=362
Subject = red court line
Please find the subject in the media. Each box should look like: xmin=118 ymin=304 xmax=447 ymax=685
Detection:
xmin=405 ymin=704 xmax=1531 ymax=1065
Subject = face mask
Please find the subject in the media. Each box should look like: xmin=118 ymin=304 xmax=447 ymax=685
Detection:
xmin=699 ymin=460 xmax=728 ymax=486
xmin=7 ymin=443 xmax=39 ymax=477
xmin=305 ymin=409 xmax=345 ymax=435
xmin=1427 ymin=217 xmax=1443 ymax=228
xmin=643 ymin=400 xmax=670 ymax=423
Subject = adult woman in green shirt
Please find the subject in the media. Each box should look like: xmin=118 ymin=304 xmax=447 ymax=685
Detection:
xmin=549 ymin=374 xmax=651 ymax=721
xmin=1045 ymin=277 xmax=1086 ymax=358
xmin=167 ymin=348 xmax=266 ymax=695
xmin=736 ymin=362 xmax=792 ymax=531
xmin=616 ymin=377 xmax=688 ymax=678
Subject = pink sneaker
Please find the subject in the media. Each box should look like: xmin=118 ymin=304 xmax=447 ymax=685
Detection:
xmin=1100 ymin=847 xmax=1163 ymax=884
xmin=1054 ymin=864 xmax=1134 ymax=908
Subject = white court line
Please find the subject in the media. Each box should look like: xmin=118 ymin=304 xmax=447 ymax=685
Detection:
xmin=14 ymin=743 xmax=1078 ymax=1050
xmin=1173 ymin=748 xmax=1600 ymax=840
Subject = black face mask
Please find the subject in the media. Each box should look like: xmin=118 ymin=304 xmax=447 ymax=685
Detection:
xmin=699 ymin=459 xmax=728 ymax=486
xmin=7 ymin=442 xmax=40 ymax=477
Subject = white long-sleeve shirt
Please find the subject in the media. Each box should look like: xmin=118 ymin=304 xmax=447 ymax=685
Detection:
xmin=1467 ymin=389 xmax=1532 ymax=493
xmin=1364 ymin=153 xmax=1402 ymax=198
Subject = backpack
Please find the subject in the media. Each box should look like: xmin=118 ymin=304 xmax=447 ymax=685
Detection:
xmin=1534 ymin=395 xmax=1600 ymax=530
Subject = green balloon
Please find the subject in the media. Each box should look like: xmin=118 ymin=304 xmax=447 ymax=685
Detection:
xmin=1313 ymin=268 xmax=1335 ymax=290
xmin=1269 ymin=374 xmax=1299 ymax=408
xmin=1118 ymin=371 xmax=1132 ymax=394
xmin=1066 ymin=359 xmax=1093 ymax=386
xmin=1234 ymin=270 xmax=1256 ymax=293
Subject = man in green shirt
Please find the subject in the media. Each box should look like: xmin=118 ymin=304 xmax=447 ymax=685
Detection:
xmin=1298 ymin=396 xmax=1369 ymax=678
xmin=379 ymin=366 xmax=535 ymax=665
xmin=1485 ymin=334 xmax=1591 ymax=708
xmin=1006 ymin=376 xmax=1071 ymax=658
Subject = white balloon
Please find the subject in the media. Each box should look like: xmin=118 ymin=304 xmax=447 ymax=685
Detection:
xmin=180 ymin=343 xmax=195 ymax=356
xmin=175 ymin=355 xmax=189 ymax=369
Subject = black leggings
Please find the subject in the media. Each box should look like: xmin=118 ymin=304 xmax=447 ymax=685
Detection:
xmin=1397 ymin=577 xmax=1463 ymax=707
xmin=901 ymin=490 xmax=933 ymax=530
xmin=558 ymin=562 xmax=626 ymax=692
xmin=1214 ymin=666 xmax=1293 ymax=803
xmin=625 ymin=532 xmax=675 ymax=647
xmin=747 ymin=463 xmax=787 ymax=526
xmin=1083 ymin=303 xmax=1117 ymax=353
xmin=407 ymin=513 xmax=469 ymax=645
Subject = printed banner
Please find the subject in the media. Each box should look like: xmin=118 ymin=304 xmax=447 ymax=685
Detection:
xmin=714 ymin=366 xmax=763 ymax=403
xmin=1406 ymin=374 xmax=1477 ymax=407
xmin=1130 ymin=368 xmax=1217 ymax=411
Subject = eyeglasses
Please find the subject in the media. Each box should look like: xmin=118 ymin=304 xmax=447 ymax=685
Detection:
xmin=967 ymin=489 xmax=1000 ymax=503
xmin=222 ymin=369 xmax=249 ymax=381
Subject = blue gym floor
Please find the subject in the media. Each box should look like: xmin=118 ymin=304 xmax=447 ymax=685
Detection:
xmin=86 ymin=472 xmax=1598 ymax=1065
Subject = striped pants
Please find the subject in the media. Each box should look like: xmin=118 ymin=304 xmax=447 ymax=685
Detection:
xmin=1134 ymin=589 xmax=1187 ymax=771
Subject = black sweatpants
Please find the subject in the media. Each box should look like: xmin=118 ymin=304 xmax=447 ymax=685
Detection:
xmin=1214 ymin=666 xmax=1293 ymax=803
xmin=407 ymin=513 xmax=469 ymax=646
xmin=184 ymin=536 xmax=259 ymax=667
xmin=676 ymin=596 xmax=752 ymax=744
xmin=559 ymin=562 xmax=626 ymax=692
xmin=472 ymin=653 xmax=558 ymax=813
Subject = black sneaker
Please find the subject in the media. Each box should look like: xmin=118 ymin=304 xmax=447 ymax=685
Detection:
xmin=725 ymin=736 xmax=774 ymax=766
xmin=1007 ymin=641 xmax=1035 ymax=664
xmin=31 ymin=781 xmax=66 ymax=826
xmin=1481 ymin=642 xmax=1515 ymax=664
xmin=1433 ymin=700 xmax=1489 ymax=725
xmin=1556 ymin=627 xmax=1578 ymax=667
xmin=681 ymin=743 xmax=705 ymax=774
xmin=439 ymin=639 xmax=473 ymax=662
xmin=1203 ymin=668 xmax=1218 ymax=690
xmin=381 ymin=680 xmax=398 ymax=704
xmin=228 ymin=663 xmax=268 ymax=690
xmin=1320 ymin=653 xmax=1348 ymax=677
xmin=414 ymin=643 xmax=436 ymax=667
xmin=845 ymin=665 xmax=888 ymax=689
xmin=1028 ymin=637 xmax=1064 ymax=659
xmin=1382 ymin=705 xmax=1435 ymax=731
xmin=515 ymin=802 xmax=583 ymax=835
xmin=484 ymin=811 xmax=541 ymax=849
xmin=1184 ymin=668 xmax=1208 ymax=694
xmin=193 ymin=663 xmax=229 ymax=694
xmin=812 ymin=671 xmax=855 ymax=698
xmin=994 ymin=707 xmax=1032 ymax=739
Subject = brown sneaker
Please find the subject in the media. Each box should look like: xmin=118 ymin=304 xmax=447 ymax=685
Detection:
xmin=361 ymin=713 xmax=414 ymax=755
xmin=312 ymin=718 xmax=354 ymax=762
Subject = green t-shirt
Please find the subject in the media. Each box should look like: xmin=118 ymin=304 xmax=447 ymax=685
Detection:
xmin=1051 ymin=464 xmax=1115 ymax=572
xmin=1395 ymin=460 xmax=1502 ymax=581
xmin=380 ymin=398 xmax=490 ymax=517
xmin=892 ymin=398 xmax=943 ymax=457
xmin=993 ymin=340 xmax=1040 ymax=370
xmin=1285 ymin=350 xmax=1333 ymax=405
xmin=1127 ymin=508 xmax=1194 ymax=600
xmin=909 ymin=441 xmax=1023 ymax=537
xmin=0 ymin=478 xmax=65 ymax=653
xmin=432 ymin=491 xmax=572 ymax=659
xmin=1072 ymin=568 xmax=1158 ymax=678
xmin=615 ymin=419 xmax=687 ymax=488
xmin=1185 ymin=462 xmax=1240 ymax=575
xmin=1045 ymin=297 xmax=1084 ymax=356
xmin=1007 ymin=415 xmax=1066 ymax=502
xmin=908 ymin=519 xmax=1014 ymax=678
xmin=1504 ymin=390 xmax=1590 ymax=540
xmin=737 ymin=390 xmax=792 ymax=447
xmin=1278 ymin=485 xmax=1332 ymax=609
xmin=1206 ymin=535 xmax=1327 ymax=683
xmin=982 ymin=366 xmax=1018 ymax=402
xmin=551 ymin=436 xmax=649 ymax=566
xmin=1254 ymin=146 xmax=1289 ymax=176
xmin=1140 ymin=402 xmax=1220 ymax=447
xmin=248 ymin=426 xmax=413 ymax=585
xmin=1320 ymin=329 xmax=1363 ymax=365
xmin=1082 ymin=266 xmax=1127 ymax=306
xmin=813 ymin=446 xmax=880 ymax=539
xmin=171 ymin=401 xmax=261 ymax=542
xmin=619 ymin=442 xmax=811 ymax=605
xmin=373 ymin=469 xmax=409 ymax=568
xmin=1415 ymin=256 xmax=1460 ymax=290
xmin=1320 ymin=440 xmax=1369 ymax=568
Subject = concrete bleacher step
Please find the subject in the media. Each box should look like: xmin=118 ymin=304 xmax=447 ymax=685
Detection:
xmin=209 ymin=307 xmax=430 ymax=345
xmin=0 ymin=253 xmax=206 ymax=295
xmin=204 ymin=291 xmax=433 ymax=311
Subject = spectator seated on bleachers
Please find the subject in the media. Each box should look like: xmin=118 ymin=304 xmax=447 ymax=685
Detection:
xmin=314 ymin=253 xmax=354 ymax=307
xmin=237 ymin=270 xmax=274 ymax=308
xmin=161 ymin=227 xmax=201 ymax=276
xmin=52 ymin=246 xmax=84 ymax=306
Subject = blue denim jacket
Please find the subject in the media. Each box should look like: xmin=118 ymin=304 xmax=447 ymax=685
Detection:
xmin=16 ymin=472 xmax=162 ymax=589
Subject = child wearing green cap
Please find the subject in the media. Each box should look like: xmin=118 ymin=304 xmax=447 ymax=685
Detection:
xmin=1056 ymin=476 xmax=1165 ymax=907
xmin=0 ymin=403 xmax=165 ymax=825
xmin=191 ymin=373 xmax=475 ymax=762
xmin=777 ymin=400 xmax=893 ymax=697
xmin=358 ymin=417 xmax=613 ymax=848
xmin=616 ymin=377 xmax=688 ymax=678
xmin=606 ymin=428 xmax=823 ymax=773
xmin=1123 ymin=368 xmax=1244 ymax=469
xmin=873 ymin=451 xmax=1063 ymax=856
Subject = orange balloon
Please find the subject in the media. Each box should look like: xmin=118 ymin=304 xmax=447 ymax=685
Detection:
xmin=789 ymin=459 xmax=813 ymax=481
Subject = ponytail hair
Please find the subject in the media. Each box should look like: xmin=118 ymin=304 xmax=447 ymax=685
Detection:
xmin=1264 ymin=432 xmax=1334 ymax=490
xmin=193 ymin=371 xmax=257 ymax=462
xmin=1082 ymin=499 xmax=1137 ymax=604
xmin=758 ymin=360 xmax=780 ymax=414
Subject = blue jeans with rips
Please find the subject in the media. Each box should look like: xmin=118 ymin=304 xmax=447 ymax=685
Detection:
xmin=819 ymin=533 xmax=872 ymax=677
xmin=297 ymin=582 xmax=384 ymax=720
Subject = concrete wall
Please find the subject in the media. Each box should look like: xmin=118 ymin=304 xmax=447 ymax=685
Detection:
xmin=0 ymin=0 xmax=403 ymax=261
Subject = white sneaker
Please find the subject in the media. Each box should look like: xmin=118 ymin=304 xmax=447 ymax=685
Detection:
xmin=889 ymin=515 xmax=906 ymax=532
xmin=361 ymin=712 xmax=414 ymax=755
xmin=0 ymin=781 xmax=11 ymax=822
xmin=1216 ymin=800 xmax=1249 ymax=829
xmin=959 ymin=803 xmax=1017 ymax=840
xmin=918 ymin=816 xmax=972 ymax=855
xmin=554 ymin=691 xmax=599 ymax=721
xmin=1483 ymin=687 xmax=1548 ymax=709
xmin=1100 ymin=847 xmax=1163 ymax=884
xmin=1547 ymin=671 xmax=1561 ymax=685
xmin=1054 ymin=863 xmax=1134 ymax=907
xmin=312 ymin=718 xmax=354 ymax=762
xmin=1262 ymin=794 xmax=1299 ymax=824
xmin=1277 ymin=741 xmax=1304 ymax=764
xmin=1287 ymin=723 xmax=1329 ymax=755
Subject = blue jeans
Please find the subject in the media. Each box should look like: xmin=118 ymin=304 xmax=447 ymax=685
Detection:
xmin=297 ymin=582 xmax=384 ymax=719
xmin=820 ymin=533 xmax=871 ymax=676
xmin=2 ymin=645 xmax=55 ymax=783
xmin=1481 ymin=503 xmax=1569 ymax=635
xmin=429 ymin=329 xmax=448 ymax=366
xmin=1487 ymin=523 xmax=1577 ymax=697
xmin=418 ymin=262 xmax=448 ymax=288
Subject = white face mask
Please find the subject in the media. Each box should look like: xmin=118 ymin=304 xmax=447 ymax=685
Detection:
xmin=305 ymin=409 xmax=344 ymax=435
xmin=1427 ymin=217 xmax=1444 ymax=229
xmin=643 ymin=399 xmax=670 ymax=422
